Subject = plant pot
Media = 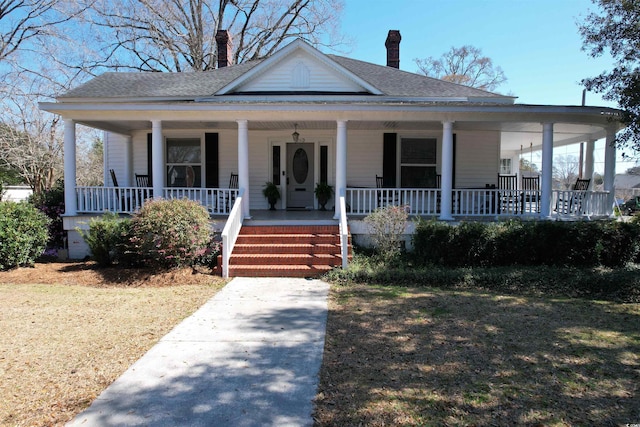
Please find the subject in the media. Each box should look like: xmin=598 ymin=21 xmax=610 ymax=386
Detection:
xmin=268 ymin=198 xmax=277 ymax=210
xmin=317 ymin=196 xmax=329 ymax=211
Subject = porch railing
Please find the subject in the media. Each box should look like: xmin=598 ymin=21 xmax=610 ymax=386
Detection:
xmin=75 ymin=186 xmax=239 ymax=214
xmin=221 ymin=188 xmax=245 ymax=278
xmin=338 ymin=189 xmax=349 ymax=269
xmin=345 ymin=187 xmax=611 ymax=219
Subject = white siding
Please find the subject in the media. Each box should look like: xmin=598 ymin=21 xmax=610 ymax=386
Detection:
xmin=346 ymin=131 xmax=384 ymax=187
xmin=239 ymin=52 xmax=364 ymax=93
xmin=105 ymin=132 xmax=130 ymax=186
xmin=454 ymin=131 xmax=500 ymax=188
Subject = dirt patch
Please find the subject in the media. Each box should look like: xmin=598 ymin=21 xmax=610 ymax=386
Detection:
xmin=0 ymin=262 xmax=226 ymax=427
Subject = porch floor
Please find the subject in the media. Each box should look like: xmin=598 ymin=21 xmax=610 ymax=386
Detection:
xmin=244 ymin=209 xmax=337 ymax=226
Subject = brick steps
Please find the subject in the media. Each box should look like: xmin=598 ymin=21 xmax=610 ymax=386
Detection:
xmin=228 ymin=225 xmax=351 ymax=278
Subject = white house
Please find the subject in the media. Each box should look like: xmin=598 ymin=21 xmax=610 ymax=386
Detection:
xmin=40 ymin=30 xmax=625 ymax=276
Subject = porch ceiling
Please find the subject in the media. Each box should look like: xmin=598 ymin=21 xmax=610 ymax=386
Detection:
xmin=77 ymin=118 xmax=608 ymax=154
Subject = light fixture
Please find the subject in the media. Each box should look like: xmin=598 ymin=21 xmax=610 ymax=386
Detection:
xmin=292 ymin=123 xmax=300 ymax=143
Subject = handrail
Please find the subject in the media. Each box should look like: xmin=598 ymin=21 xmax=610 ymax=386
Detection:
xmin=221 ymin=188 xmax=245 ymax=278
xmin=338 ymin=189 xmax=349 ymax=269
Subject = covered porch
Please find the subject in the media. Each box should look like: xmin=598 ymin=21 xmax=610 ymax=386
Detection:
xmin=60 ymin=112 xmax=619 ymax=222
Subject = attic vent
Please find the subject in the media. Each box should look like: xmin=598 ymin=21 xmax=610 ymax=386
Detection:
xmin=291 ymin=61 xmax=310 ymax=89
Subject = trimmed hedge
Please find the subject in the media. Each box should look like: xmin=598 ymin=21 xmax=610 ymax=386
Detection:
xmin=412 ymin=219 xmax=640 ymax=268
xmin=0 ymin=201 xmax=50 ymax=270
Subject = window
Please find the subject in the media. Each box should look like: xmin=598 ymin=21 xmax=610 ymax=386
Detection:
xmin=400 ymin=138 xmax=437 ymax=188
xmin=500 ymin=158 xmax=512 ymax=175
xmin=166 ymin=138 xmax=202 ymax=187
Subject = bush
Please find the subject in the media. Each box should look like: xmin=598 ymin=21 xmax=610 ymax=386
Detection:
xmin=412 ymin=219 xmax=640 ymax=268
xmin=80 ymin=212 xmax=131 ymax=266
xmin=0 ymin=202 xmax=50 ymax=270
xmin=363 ymin=205 xmax=408 ymax=263
xmin=29 ymin=181 xmax=65 ymax=248
xmin=128 ymin=198 xmax=212 ymax=269
xmin=193 ymin=233 xmax=222 ymax=270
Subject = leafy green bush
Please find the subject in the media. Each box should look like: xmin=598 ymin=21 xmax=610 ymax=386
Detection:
xmin=412 ymin=219 xmax=640 ymax=268
xmin=0 ymin=201 xmax=50 ymax=270
xmin=79 ymin=212 xmax=131 ymax=266
xmin=128 ymin=198 xmax=212 ymax=269
xmin=29 ymin=180 xmax=65 ymax=248
xmin=363 ymin=205 xmax=408 ymax=262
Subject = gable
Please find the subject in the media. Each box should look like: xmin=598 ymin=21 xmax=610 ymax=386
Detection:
xmin=216 ymin=39 xmax=382 ymax=96
xmin=235 ymin=51 xmax=367 ymax=93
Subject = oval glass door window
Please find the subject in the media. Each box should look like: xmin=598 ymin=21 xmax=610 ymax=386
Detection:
xmin=292 ymin=148 xmax=309 ymax=184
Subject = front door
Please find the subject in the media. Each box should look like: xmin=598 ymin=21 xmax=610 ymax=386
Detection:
xmin=287 ymin=143 xmax=315 ymax=209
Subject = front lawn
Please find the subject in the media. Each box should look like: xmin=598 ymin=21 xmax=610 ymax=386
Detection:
xmin=314 ymin=282 xmax=640 ymax=426
xmin=0 ymin=262 xmax=225 ymax=427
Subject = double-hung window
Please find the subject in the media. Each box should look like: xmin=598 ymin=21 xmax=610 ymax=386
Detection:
xmin=400 ymin=138 xmax=437 ymax=188
xmin=166 ymin=138 xmax=202 ymax=187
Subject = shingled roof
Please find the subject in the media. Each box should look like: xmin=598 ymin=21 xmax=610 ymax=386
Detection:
xmin=59 ymin=43 xmax=512 ymax=102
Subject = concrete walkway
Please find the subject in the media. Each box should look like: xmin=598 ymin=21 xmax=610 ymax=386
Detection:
xmin=67 ymin=277 xmax=330 ymax=427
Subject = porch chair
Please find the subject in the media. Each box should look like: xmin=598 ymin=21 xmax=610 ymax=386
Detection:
xmin=555 ymin=178 xmax=591 ymax=215
xmin=109 ymin=169 xmax=118 ymax=187
xmin=498 ymin=174 xmax=519 ymax=214
xmin=520 ymin=175 xmax=540 ymax=213
xmin=135 ymin=174 xmax=150 ymax=187
xmin=134 ymin=173 xmax=152 ymax=202
xmin=376 ymin=175 xmax=400 ymax=208
xmin=225 ymin=173 xmax=239 ymax=211
xmin=109 ymin=169 xmax=130 ymax=211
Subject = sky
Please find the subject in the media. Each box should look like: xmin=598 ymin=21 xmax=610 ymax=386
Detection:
xmin=336 ymin=0 xmax=636 ymax=174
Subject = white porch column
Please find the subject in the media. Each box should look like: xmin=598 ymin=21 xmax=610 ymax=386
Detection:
xmin=584 ymin=138 xmax=596 ymax=190
xmin=237 ymin=119 xmax=250 ymax=218
xmin=439 ymin=121 xmax=454 ymax=220
xmin=540 ymin=122 xmax=554 ymax=218
xmin=63 ymin=118 xmax=77 ymax=215
xmin=603 ymin=126 xmax=616 ymax=212
xmin=151 ymin=120 xmax=164 ymax=197
xmin=334 ymin=120 xmax=347 ymax=219
xmin=124 ymin=135 xmax=133 ymax=186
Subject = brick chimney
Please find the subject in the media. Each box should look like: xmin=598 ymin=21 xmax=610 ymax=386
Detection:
xmin=385 ymin=30 xmax=401 ymax=69
xmin=215 ymin=30 xmax=233 ymax=68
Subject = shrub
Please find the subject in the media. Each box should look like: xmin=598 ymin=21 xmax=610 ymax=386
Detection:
xmin=193 ymin=233 xmax=222 ymax=270
xmin=80 ymin=212 xmax=131 ymax=266
xmin=29 ymin=181 xmax=65 ymax=248
xmin=0 ymin=201 xmax=50 ymax=270
xmin=128 ymin=198 xmax=212 ymax=269
xmin=412 ymin=219 xmax=640 ymax=268
xmin=363 ymin=205 xmax=408 ymax=262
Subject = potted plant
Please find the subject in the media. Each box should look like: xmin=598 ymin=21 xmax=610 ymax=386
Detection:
xmin=262 ymin=181 xmax=280 ymax=210
xmin=314 ymin=182 xmax=334 ymax=211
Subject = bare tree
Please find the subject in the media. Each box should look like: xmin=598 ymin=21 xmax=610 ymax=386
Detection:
xmin=552 ymin=155 xmax=579 ymax=190
xmin=82 ymin=0 xmax=347 ymax=72
xmin=76 ymin=136 xmax=103 ymax=186
xmin=0 ymin=109 xmax=63 ymax=194
xmin=0 ymin=0 xmax=88 ymax=63
xmin=414 ymin=45 xmax=507 ymax=92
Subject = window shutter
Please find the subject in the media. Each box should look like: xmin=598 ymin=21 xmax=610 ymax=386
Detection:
xmin=146 ymin=133 xmax=153 ymax=185
xmin=383 ymin=133 xmax=397 ymax=187
xmin=205 ymin=133 xmax=219 ymax=188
